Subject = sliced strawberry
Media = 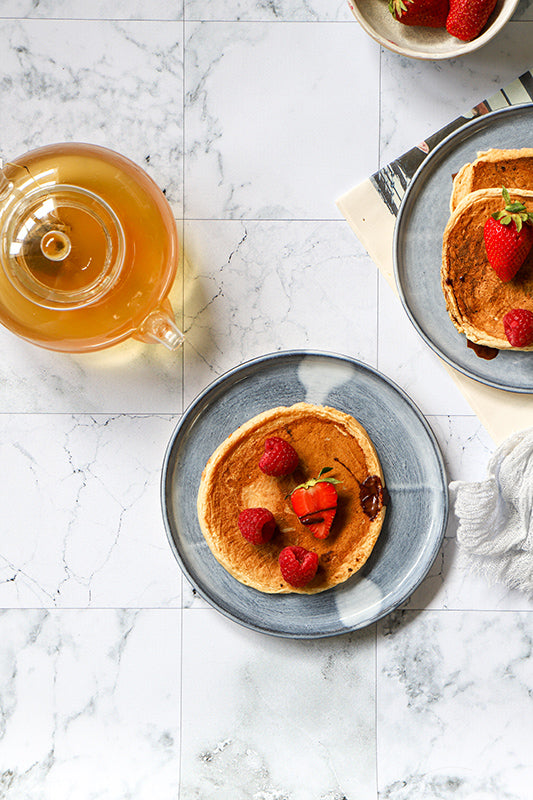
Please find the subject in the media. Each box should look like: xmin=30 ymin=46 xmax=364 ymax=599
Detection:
xmin=289 ymin=467 xmax=340 ymax=540
xmin=483 ymin=188 xmax=533 ymax=282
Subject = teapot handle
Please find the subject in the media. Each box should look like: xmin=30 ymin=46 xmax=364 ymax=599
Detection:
xmin=134 ymin=298 xmax=184 ymax=351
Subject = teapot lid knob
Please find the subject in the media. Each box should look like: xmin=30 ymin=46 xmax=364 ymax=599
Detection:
xmin=0 ymin=184 xmax=125 ymax=310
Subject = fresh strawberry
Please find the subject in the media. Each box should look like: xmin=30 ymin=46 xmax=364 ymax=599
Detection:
xmin=446 ymin=0 xmax=497 ymax=41
xmin=237 ymin=507 xmax=277 ymax=545
xmin=503 ymin=309 xmax=533 ymax=348
xmin=389 ymin=0 xmax=449 ymax=27
xmin=278 ymin=545 xmax=319 ymax=588
xmin=258 ymin=437 xmax=299 ymax=477
xmin=483 ymin=188 xmax=533 ymax=282
xmin=289 ymin=467 xmax=340 ymax=540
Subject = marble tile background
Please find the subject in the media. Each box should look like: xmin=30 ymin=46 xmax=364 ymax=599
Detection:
xmin=0 ymin=609 xmax=180 ymax=799
xmin=0 ymin=1 xmax=532 ymax=798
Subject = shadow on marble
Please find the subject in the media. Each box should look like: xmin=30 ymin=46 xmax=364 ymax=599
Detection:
xmin=379 ymin=21 xmax=533 ymax=169
xmin=378 ymin=276 xmax=473 ymax=417
xmin=0 ymin=327 xmax=186 ymax=414
xmin=514 ymin=0 xmax=533 ymax=19
xmin=182 ymin=219 xmax=380 ymax=407
xmin=379 ymin=22 xmax=533 ymax=166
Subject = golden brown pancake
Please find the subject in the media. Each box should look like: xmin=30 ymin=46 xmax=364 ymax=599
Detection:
xmin=442 ymin=187 xmax=533 ymax=350
xmin=197 ymin=402 xmax=387 ymax=594
xmin=450 ymin=148 xmax=533 ymax=212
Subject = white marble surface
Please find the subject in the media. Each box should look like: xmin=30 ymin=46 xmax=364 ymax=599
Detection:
xmin=0 ymin=1 xmax=532 ymax=798
xmin=0 ymin=609 xmax=180 ymax=799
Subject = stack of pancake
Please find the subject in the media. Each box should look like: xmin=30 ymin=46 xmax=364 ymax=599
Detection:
xmin=197 ymin=402 xmax=387 ymax=594
xmin=441 ymin=148 xmax=533 ymax=350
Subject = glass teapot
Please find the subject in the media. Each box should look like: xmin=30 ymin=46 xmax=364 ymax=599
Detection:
xmin=0 ymin=142 xmax=183 ymax=353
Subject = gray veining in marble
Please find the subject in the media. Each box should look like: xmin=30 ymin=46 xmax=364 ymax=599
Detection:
xmin=0 ymin=609 xmax=180 ymax=799
xmin=378 ymin=609 xmax=533 ymax=798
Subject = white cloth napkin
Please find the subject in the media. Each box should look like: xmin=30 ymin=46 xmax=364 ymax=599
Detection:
xmin=450 ymin=428 xmax=533 ymax=596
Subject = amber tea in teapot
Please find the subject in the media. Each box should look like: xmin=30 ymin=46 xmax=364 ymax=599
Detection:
xmin=0 ymin=142 xmax=183 ymax=352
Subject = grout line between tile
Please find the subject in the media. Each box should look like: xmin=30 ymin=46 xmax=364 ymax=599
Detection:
xmin=28 ymin=606 xmax=533 ymax=613
xmin=183 ymin=217 xmax=345 ymax=221
xmin=376 ymin=47 xmax=382 ymax=374
xmin=0 ymin=17 xmax=182 ymax=22
xmin=182 ymin=12 xmax=186 ymax=418
xmin=181 ymin=19 xmax=356 ymax=24
xmin=0 ymin=16 xmax=390 ymax=23
xmin=179 ymin=12 xmax=186 ymax=798
xmin=178 ymin=581 xmax=184 ymax=800
xmin=374 ymin=621 xmax=379 ymax=800
xmin=182 ymin=218 xmax=347 ymax=223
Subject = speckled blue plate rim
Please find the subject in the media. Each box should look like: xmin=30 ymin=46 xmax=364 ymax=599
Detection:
xmin=393 ymin=102 xmax=533 ymax=394
xmin=161 ymin=350 xmax=449 ymax=639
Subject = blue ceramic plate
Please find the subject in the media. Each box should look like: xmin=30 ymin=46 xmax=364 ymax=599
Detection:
xmin=161 ymin=351 xmax=448 ymax=638
xmin=394 ymin=103 xmax=533 ymax=393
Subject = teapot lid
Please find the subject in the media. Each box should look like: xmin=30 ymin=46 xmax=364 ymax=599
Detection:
xmin=1 ymin=183 xmax=125 ymax=310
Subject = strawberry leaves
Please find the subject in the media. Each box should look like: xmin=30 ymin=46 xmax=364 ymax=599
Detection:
xmin=491 ymin=187 xmax=533 ymax=233
xmin=483 ymin=187 xmax=533 ymax=282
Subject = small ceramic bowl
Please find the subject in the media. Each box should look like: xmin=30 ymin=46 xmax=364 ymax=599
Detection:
xmin=348 ymin=0 xmax=520 ymax=60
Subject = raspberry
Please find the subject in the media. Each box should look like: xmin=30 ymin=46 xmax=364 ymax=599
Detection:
xmin=237 ymin=507 xmax=277 ymax=545
xmin=503 ymin=308 xmax=533 ymax=347
xmin=278 ymin=545 xmax=319 ymax=588
xmin=258 ymin=437 xmax=299 ymax=477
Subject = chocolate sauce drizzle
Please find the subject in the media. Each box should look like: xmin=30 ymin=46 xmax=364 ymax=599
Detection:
xmin=467 ymin=340 xmax=499 ymax=360
xmin=332 ymin=458 xmax=389 ymax=521
xmin=359 ymin=475 xmax=389 ymax=521
xmin=299 ymin=508 xmax=336 ymax=526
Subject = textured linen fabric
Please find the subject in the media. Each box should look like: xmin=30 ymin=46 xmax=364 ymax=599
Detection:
xmin=450 ymin=428 xmax=533 ymax=596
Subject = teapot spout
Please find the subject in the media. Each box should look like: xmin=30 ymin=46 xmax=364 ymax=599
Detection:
xmin=135 ymin=299 xmax=184 ymax=351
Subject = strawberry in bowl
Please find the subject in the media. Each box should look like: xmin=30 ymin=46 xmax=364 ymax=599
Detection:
xmin=347 ymin=0 xmax=518 ymax=60
xmin=389 ymin=0 xmax=449 ymax=28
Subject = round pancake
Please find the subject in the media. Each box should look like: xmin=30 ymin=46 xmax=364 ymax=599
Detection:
xmin=197 ymin=402 xmax=387 ymax=594
xmin=442 ymin=187 xmax=533 ymax=350
xmin=450 ymin=148 xmax=533 ymax=212
xmin=450 ymin=161 xmax=473 ymax=212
